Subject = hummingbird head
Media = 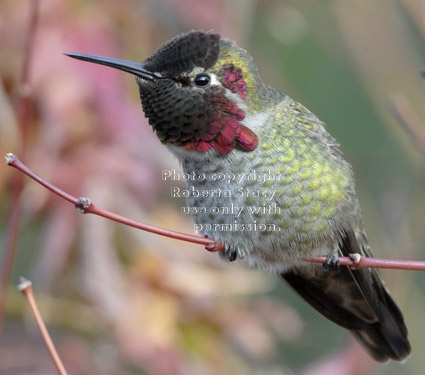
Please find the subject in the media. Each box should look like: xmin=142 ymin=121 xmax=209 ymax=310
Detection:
xmin=66 ymin=30 xmax=272 ymax=155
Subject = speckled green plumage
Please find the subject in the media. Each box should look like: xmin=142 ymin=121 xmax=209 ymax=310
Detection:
xmin=178 ymin=94 xmax=360 ymax=266
xmin=253 ymin=98 xmax=355 ymax=245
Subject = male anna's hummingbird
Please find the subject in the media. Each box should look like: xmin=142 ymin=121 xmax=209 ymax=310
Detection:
xmin=67 ymin=30 xmax=410 ymax=362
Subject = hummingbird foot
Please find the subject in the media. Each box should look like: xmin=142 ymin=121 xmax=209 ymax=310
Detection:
xmin=215 ymin=242 xmax=238 ymax=262
xmin=323 ymin=249 xmax=340 ymax=273
xmin=224 ymin=247 xmax=238 ymax=262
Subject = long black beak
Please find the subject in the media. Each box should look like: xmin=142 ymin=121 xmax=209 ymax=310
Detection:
xmin=65 ymin=53 xmax=163 ymax=81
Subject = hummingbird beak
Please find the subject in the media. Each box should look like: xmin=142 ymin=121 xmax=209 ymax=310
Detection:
xmin=65 ymin=53 xmax=163 ymax=81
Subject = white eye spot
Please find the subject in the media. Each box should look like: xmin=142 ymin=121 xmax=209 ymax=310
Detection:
xmin=209 ymin=73 xmax=221 ymax=86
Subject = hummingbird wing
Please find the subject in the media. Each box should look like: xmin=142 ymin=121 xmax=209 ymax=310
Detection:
xmin=280 ymin=229 xmax=410 ymax=362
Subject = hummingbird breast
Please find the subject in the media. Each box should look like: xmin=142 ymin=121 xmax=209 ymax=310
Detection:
xmin=178 ymin=96 xmax=360 ymax=272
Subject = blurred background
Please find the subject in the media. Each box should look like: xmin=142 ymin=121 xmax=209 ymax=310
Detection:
xmin=1 ymin=0 xmax=425 ymax=374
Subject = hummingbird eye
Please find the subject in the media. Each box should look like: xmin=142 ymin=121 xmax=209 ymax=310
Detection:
xmin=194 ymin=74 xmax=211 ymax=87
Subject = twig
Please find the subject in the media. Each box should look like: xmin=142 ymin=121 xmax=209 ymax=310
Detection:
xmin=305 ymin=254 xmax=425 ymax=271
xmin=0 ymin=0 xmax=40 ymax=332
xmin=4 ymin=153 xmax=221 ymax=249
xmin=5 ymin=153 xmax=425 ymax=271
xmin=18 ymin=277 xmax=69 ymax=375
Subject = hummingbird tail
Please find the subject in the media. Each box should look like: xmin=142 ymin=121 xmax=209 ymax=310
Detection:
xmin=281 ymin=228 xmax=410 ymax=361
xmin=281 ymin=269 xmax=410 ymax=362
xmin=349 ymin=289 xmax=411 ymax=362
xmin=280 ymin=229 xmax=411 ymax=363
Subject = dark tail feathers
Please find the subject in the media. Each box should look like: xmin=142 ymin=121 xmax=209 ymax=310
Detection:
xmin=281 ymin=270 xmax=410 ymax=362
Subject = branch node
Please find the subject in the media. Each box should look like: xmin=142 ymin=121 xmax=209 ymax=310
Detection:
xmin=4 ymin=153 xmax=16 ymax=165
xmin=75 ymin=197 xmax=92 ymax=213
xmin=17 ymin=276 xmax=32 ymax=292
xmin=349 ymin=253 xmax=362 ymax=265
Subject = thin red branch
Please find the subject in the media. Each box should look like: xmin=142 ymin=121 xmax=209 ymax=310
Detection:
xmin=18 ymin=277 xmax=69 ymax=375
xmin=5 ymin=153 xmax=220 ymax=249
xmin=0 ymin=0 xmax=40 ymax=332
xmin=6 ymin=153 xmax=425 ymax=271
xmin=90 ymin=204 xmax=217 ymax=247
xmin=305 ymin=255 xmax=425 ymax=271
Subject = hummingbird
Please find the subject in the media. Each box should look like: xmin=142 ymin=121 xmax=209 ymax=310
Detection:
xmin=66 ymin=30 xmax=410 ymax=362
